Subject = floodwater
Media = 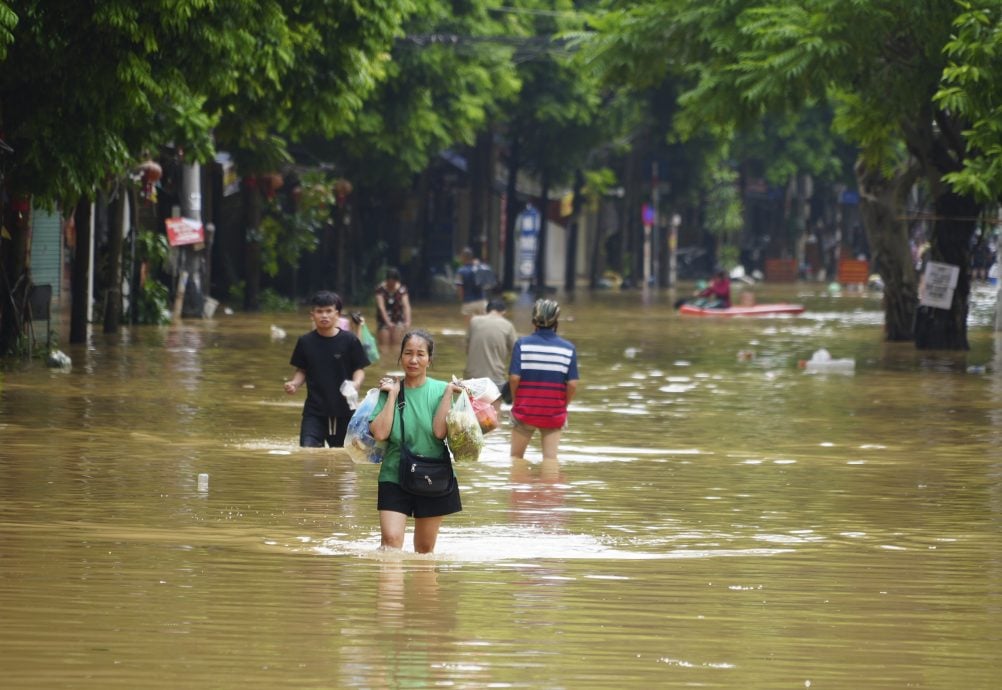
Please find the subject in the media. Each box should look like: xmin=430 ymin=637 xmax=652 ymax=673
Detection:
xmin=1 ymin=284 xmax=1001 ymax=689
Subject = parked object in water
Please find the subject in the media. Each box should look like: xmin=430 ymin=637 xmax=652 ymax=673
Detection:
xmin=678 ymin=303 xmax=805 ymax=317
xmin=46 ymin=349 xmax=72 ymax=370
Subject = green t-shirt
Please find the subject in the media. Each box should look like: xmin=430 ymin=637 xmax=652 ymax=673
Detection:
xmin=370 ymin=378 xmax=451 ymax=484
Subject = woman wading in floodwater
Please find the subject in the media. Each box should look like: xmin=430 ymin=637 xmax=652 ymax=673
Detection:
xmin=368 ymin=330 xmax=463 ymax=553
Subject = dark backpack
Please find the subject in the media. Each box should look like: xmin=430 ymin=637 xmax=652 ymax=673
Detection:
xmin=474 ymin=264 xmax=498 ymax=292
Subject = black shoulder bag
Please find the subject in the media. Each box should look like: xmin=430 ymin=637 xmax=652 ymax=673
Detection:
xmin=396 ymin=385 xmax=455 ymax=497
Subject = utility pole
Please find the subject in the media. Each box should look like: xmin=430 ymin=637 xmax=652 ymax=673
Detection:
xmin=173 ymin=162 xmax=204 ymax=319
xmin=650 ymin=161 xmax=659 ymax=287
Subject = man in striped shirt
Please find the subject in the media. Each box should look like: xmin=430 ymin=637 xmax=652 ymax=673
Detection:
xmin=508 ymin=299 xmax=579 ymax=461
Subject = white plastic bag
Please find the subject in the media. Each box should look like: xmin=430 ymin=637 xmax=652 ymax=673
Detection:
xmin=456 ymin=376 xmax=501 ymax=403
xmin=340 ymin=380 xmax=360 ymax=410
xmin=343 ymin=388 xmax=385 ymax=463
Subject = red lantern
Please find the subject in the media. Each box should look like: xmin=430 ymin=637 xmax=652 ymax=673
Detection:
xmin=334 ymin=178 xmax=353 ymax=206
xmin=139 ymin=159 xmax=162 ymax=183
xmin=11 ymin=195 xmax=30 ymax=215
xmin=139 ymin=159 xmax=162 ymax=203
xmin=260 ymin=173 xmax=283 ymax=200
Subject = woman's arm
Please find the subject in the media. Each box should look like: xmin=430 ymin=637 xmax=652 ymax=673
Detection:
xmin=375 ymin=292 xmax=390 ymax=325
xmin=401 ymin=292 xmax=412 ymax=327
xmin=432 ymin=383 xmax=460 ymax=439
xmin=369 ymin=379 xmax=399 ymax=441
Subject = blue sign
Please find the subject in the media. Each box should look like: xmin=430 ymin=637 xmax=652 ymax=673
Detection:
xmin=642 ymin=203 xmax=655 ymax=227
xmin=517 ymin=205 xmax=540 ymax=282
xmin=840 ymin=190 xmax=860 ymax=205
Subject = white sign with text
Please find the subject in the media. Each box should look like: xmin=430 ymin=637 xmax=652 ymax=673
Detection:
xmin=920 ymin=261 xmax=960 ymax=309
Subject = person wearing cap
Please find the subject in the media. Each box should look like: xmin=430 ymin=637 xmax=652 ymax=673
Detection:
xmin=507 ymin=299 xmax=579 ymax=461
xmin=465 ymin=299 xmax=518 ymax=409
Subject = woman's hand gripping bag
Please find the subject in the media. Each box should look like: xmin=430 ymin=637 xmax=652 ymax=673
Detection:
xmin=343 ymin=388 xmax=385 ymax=464
xmin=446 ymin=391 xmax=485 ymax=462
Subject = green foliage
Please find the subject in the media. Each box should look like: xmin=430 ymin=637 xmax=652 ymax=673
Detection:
xmin=330 ymin=0 xmax=522 ymax=184
xmin=133 ymin=229 xmax=172 ymax=325
xmin=703 ymin=163 xmax=743 ymax=243
xmin=136 ymin=279 xmax=171 ymax=326
xmin=0 ymin=0 xmax=411 ymax=204
xmin=0 ymin=2 xmax=16 ymax=60
xmin=258 ymin=171 xmax=330 ymax=278
xmin=582 ymin=168 xmax=618 ymax=212
xmin=259 ymin=288 xmax=297 ymax=312
xmin=135 ymin=229 xmax=169 ymax=273
xmin=228 ymin=280 xmax=246 ymax=307
xmin=935 ymin=0 xmax=1002 ymax=202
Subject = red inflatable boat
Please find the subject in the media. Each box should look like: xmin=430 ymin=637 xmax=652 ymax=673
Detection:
xmin=678 ymin=303 xmax=805 ymax=317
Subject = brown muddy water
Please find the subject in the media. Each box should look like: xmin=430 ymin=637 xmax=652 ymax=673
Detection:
xmin=1 ymin=283 xmax=1001 ymax=689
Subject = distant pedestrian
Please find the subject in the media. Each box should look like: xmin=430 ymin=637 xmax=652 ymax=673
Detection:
xmin=455 ymin=247 xmax=488 ymax=322
xmin=508 ymin=299 xmax=579 ymax=462
xmin=375 ymin=268 xmax=411 ymax=349
xmin=465 ymin=299 xmax=517 ymax=407
xmin=284 ymin=291 xmax=371 ymax=447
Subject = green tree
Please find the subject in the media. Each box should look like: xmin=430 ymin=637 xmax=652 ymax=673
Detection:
xmin=0 ymin=1 xmax=409 ymax=352
xmin=298 ymin=0 xmax=524 ymax=297
xmin=586 ymin=0 xmax=980 ymax=348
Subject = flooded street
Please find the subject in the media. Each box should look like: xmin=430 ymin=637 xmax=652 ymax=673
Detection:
xmin=2 ymin=284 xmax=1001 ymax=689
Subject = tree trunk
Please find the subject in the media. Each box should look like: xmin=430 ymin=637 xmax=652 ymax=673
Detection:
xmin=913 ymin=188 xmax=978 ymax=350
xmin=70 ymin=199 xmax=91 ymax=344
xmin=564 ymin=169 xmax=584 ymax=292
xmin=243 ymin=179 xmax=262 ymax=311
xmin=0 ymin=198 xmax=31 ymax=355
xmin=855 ymin=159 xmax=919 ymax=341
xmin=103 ymin=188 xmax=125 ymax=333
xmin=534 ymin=169 xmax=550 ymax=292
xmin=469 ymin=128 xmax=493 ymax=262
xmin=503 ymin=137 xmax=520 ymax=292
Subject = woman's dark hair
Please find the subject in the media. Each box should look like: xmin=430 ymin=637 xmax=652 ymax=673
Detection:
xmin=311 ymin=290 xmax=343 ymax=312
xmin=386 ymin=267 xmax=401 ymax=282
xmin=399 ymin=329 xmax=434 ymax=362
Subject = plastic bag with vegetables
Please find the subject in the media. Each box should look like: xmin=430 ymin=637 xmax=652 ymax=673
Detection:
xmin=446 ymin=390 xmax=485 ymax=462
xmin=343 ymin=388 xmax=385 ymax=464
xmin=454 ymin=376 xmax=501 ymax=433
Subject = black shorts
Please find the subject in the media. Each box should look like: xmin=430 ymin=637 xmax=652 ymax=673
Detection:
xmin=377 ymin=481 xmax=462 ymax=519
xmin=299 ymin=413 xmax=351 ymax=448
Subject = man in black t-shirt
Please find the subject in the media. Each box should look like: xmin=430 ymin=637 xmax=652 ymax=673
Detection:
xmin=284 ymin=291 xmax=371 ymax=447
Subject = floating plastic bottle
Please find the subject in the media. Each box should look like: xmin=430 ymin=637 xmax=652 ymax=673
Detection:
xmin=800 ymin=348 xmax=855 ymax=374
xmin=197 ymin=473 xmax=209 ymax=492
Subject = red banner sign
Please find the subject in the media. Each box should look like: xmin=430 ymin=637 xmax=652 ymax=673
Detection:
xmin=165 ymin=217 xmax=205 ymax=247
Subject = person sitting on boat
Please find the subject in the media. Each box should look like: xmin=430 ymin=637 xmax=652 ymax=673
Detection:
xmin=697 ymin=270 xmax=732 ymax=308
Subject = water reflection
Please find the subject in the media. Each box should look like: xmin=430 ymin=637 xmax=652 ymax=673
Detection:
xmin=1 ymin=287 xmax=1001 ymax=688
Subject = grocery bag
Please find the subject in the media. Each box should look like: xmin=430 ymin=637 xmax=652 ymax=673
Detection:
xmin=343 ymin=388 xmax=385 ymax=463
xmin=359 ymin=323 xmax=379 ymax=363
xmin=459 ymin=377 xmax=501 ymax=404
xmin=446 ymin=391 xmax=485 ymax=462
xmin=469 ymin=395 xmax=499 ymax=434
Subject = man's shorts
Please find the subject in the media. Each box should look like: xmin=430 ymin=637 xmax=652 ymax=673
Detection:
xmin=378 ymin=481 xmax=463 ymax=518
xmin=460 ymin=299 xmax=487 ymax=317
xmin=510 ymin=415 xmax=566 ymax=438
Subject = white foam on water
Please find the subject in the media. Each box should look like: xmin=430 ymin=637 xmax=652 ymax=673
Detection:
xmin=313 ymin=525 xmax=795 ymax=562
